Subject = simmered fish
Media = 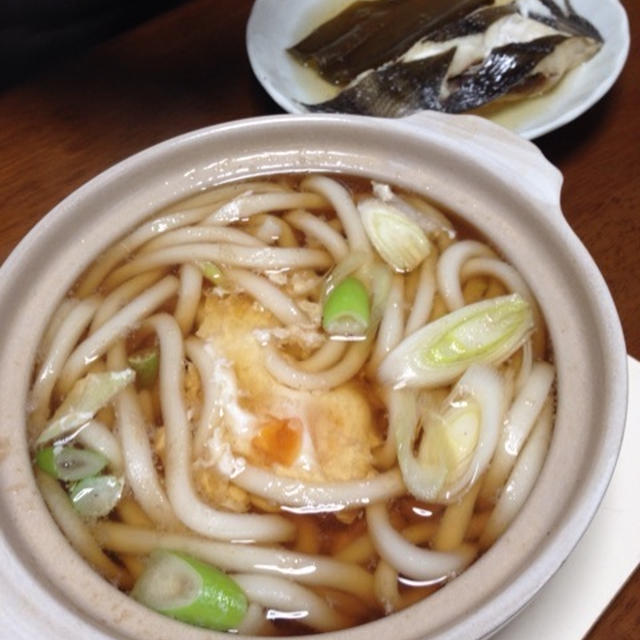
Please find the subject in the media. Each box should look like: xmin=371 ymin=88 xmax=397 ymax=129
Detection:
xmin=299 ymin=0 xmax=603 ymax=117
xmin=310 ymin=49 xmax=456 ymax=118
xmin=288 ymin=0 xmax=491 ymax=85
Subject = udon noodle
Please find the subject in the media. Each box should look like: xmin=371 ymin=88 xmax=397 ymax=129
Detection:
xmin=29 ymin=174 xmax=555 ymax=635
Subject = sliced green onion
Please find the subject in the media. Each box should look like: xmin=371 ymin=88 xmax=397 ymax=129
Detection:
xmin=367 ymin=262 xmax=393 ymax=331
xmin=358 ymin=197 xmax=431 ymax=272
xmin=196 ymin=260 xmax=224 ymax=284
xmin=393 ymin=364 xmax=504 ymax=503
xmin=322 ymin=276 xmax=370 ymax=338
xmin=419 ymin=404 xmax=479 ymax=482
xmin=35 ymin=445 xmax=108 ymax=481
xmin=391 ymin=389 xmax=446 ymax=498
xmin=36 ymin=369 xmax=135 ymax=445
xmin=128 ymin=347 xmax=159 ymax=388
xmin=35 ymin=446 xmax=58 ymax=477
xmin=379 ymin=294 xmax=533 ymax=388
xmin=132 ymin=550 xmax=247 ymax=631
xmin=69 ymin=474 xmax=124 ymax=518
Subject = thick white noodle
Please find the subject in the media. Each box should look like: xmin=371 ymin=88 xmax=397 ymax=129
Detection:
xmin=231 ymin=574 xmax=350 ymax=632
xmin=225 ymin=268 xmax=309 ymax=326
xmin=103 ymin=244 xmax=332 ymax=290
xmin=432 ymin=481 xmax=482 ymax=552
xmin=404 ymin=254 xmax=437 ymax=336
xmin=369 ymin=281 xmax=408 ymax=469
xmin=204 ymin=192 xmax=328 ymax=225
xmin=232 ymin=465 xmax=405 ymax=511
xmin=249 ymin=214 xmax=299 ymax=247
xmin=334 ymin=534 xmax=376 ymax=565
xmin=145 ymin=313 xmax=295 ymax=542
xmin=174 ymin=263 xmax=203 ymax=335
xmin=162 ymin=181 xmax=291 ymax=213
xmin=322 ymin=251 xmax=369 ymax=301
xmin=402 ymin=520 xmax=439 ymax=546
xmin=91 ymin=270 xmax=165 ymax=332
xmin=480 ymin=362 xmax=554 ymax=503
xmin=76 ymin=207 xmax=213 ymax=297
xmin=480 ymin=399 xmax=553 ymax=548
xmin=185 ymin=337 xmax=229 ymax=460
xmin=92 ymin=522 xmax=375 ymax=601
xmin=107 ymin=342 xmax=179 ymax=529
xmin=514 ymin=339 xmax=533 ymax=394
xmin=460 ymin=257 xmax=533 ymax=301
xmin=373 ymin=419 xmax=397 ymax=470
xmin=57 ymin=276 xmax=179 ymax=394
xmin=236 ymin=603 xmax=277 ymax=636
xmin=264 ymin=339 xmax=372 ymax=391
xmin=302 ymin=176 xmax=371 ymax=254
xmin=368 ymin=262 xmax=394 ymax=332
xmin=76 ymin=420 xmax=124 ymax=474
xmin=29 ymin=295 xmax=101 ymax=431
xmin=366 ymin=503 xmax=474 ymax=581
xmin=138 ymin=225 xmax=265 ymax=254
xmin=39 ymin=297 xmax=77 ymax=357
xmin=374 ymin=560 xmax=401 ymax=614
xmin=500 ymin=366 xmax=517 ymax=420
xmin=436 ymin=240 xmax=494 ymax=311
xmin=284 ymin=209 xmax=349 ymax=262
xmin=298 ymin=339 xmax=347 ymax=373
xmin=368 ymin=275 xmax=405 ymax=375
xmin=36 ymin=469 xmax=129 ymax=586
xmin=137 ymin=388 xmax=155 ymax=423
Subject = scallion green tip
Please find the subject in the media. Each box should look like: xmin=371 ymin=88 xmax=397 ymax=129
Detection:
xmin=132 ymin=550 xmax=247 ymax=631
xmin=322 ymin=276 xmax=370 ymax=338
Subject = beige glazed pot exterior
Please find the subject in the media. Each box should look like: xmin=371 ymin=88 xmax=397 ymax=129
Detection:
xmin=0 ymin=112 xmax=628 ymax=640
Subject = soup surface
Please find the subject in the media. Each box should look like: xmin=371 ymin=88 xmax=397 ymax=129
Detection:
xmin=29 ymin=174 xmax=555 ymax=635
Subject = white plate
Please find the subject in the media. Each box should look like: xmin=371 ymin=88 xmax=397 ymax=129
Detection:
xmin=246 ymin=0 xmax=630 ymax=139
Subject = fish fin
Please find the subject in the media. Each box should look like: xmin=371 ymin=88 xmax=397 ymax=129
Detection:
xmin=526 ymin=0 xmax=603 ymax=41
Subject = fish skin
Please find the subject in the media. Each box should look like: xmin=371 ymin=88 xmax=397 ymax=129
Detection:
xmin=305 ymin=48 xmax=456 ymax=118
xmin=443 ymin=34 xmax=568 ymax=113
xmin=306 ymin=33 xmax=572 ymax=117
xmin=426 ymin=4 xmax=518 ymax=43
xmin=288 ymin=0 xmax=490 ymax=86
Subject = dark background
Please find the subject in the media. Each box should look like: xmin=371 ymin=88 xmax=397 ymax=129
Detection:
xmin=0 ymin=0 xmax=185 ymax=90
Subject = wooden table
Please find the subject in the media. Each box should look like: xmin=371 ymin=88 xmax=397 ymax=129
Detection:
xmin=1 ymin=1 xmax=637 ymax=637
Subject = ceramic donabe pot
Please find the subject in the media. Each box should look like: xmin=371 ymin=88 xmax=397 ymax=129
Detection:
xmin=0 ymin=112 xmax=627 ymax=640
